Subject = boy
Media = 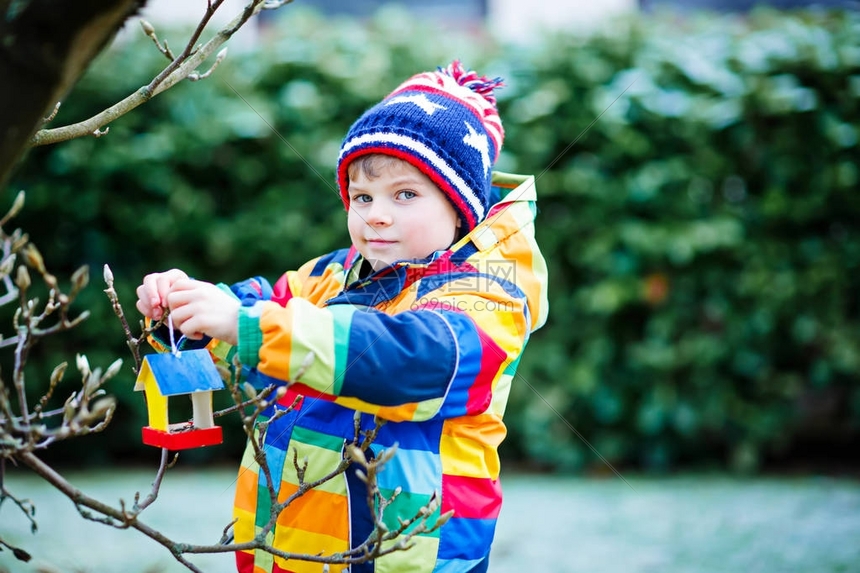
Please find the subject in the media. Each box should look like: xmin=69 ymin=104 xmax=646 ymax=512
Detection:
xmin=136 ymin=61 xmax=548 ymax=573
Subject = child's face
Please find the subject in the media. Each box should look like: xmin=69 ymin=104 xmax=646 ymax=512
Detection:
xmin=347 ymin=159 xmax=461 ymax=271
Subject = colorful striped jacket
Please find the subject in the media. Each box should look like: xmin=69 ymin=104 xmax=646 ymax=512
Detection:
xmin=204 ymin=172 xmax=547 ymax=573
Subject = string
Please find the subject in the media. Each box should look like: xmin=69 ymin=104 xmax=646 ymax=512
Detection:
xmin=168 ymin=314 xmax=180 ymax=357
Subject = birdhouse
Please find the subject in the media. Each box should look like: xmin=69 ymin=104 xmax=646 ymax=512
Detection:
xmin=134 ymin=349 xmax=226 ymax=450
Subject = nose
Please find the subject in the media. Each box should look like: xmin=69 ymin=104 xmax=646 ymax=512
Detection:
xmin=366 ymin=201 xmax=392 ymax=226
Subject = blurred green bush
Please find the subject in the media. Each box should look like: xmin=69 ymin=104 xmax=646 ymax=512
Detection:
xmin=6 ymin=5 xmax=859 ymax=472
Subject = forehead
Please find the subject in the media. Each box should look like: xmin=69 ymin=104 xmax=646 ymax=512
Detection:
xmin=348 ymin=156 xmax=430 ymax=184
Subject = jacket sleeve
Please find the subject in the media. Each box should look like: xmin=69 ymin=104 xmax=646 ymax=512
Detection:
xmin=236 ymin=279 xmax=530 ymax=422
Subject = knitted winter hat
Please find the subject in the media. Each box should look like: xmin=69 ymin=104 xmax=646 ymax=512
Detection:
xmin=337 ymin=61 xmax=504 ymax=231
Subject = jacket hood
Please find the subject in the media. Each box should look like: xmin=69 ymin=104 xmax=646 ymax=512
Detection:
xmin=454 ymin=170 xmax=549 ymax=333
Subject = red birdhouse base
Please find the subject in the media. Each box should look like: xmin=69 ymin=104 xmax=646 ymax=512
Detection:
xmin=142 ymin=425 xmax=223 ymax=450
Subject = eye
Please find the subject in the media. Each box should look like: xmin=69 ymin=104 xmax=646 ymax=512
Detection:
xmin=397 ymin=190 xmax=417 ymax=200
xmin=351 ymin=193 xmax=372 ymax=203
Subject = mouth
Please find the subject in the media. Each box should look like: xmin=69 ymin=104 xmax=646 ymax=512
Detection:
xmin=367 ymin=239 xmax=396 ymax=245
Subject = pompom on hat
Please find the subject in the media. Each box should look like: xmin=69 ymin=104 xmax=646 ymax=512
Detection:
xmin=337 ymin=60 xmax=505 ymax=232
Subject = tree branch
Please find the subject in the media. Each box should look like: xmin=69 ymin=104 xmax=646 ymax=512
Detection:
xmin=18 ymin=451 xmax=207 ymax=573
xmin=29 ymin=0 xmax=293 ymax=148
xmin=0 ymin=0 xmax=148 ymax=188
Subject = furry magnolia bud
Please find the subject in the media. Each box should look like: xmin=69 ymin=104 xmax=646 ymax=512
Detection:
xmin=346 ymin=444 xmax=367 ymax=465
xmin=76 ymin=353 xmax=90 ymax=375
xmin=89 ymin=396 xmax=117 ymax=420
xmin=7 ymin=190 xmax=25 ymax=220
xmin=140 ymin=19 xmax=156 ymax=37
xmin=0 ymin=254 xmax=16 ymax=277
xmin=51 ymin=362 xmax=68 ymax=385
xmin=104 ymin=358 xmax=123 ymax=379
xmin=22 ymin=244 xmax=45 ymax=272
xmin=15 ymin=265 xmax=30 ymax=290
xmin=71 ymin=265 xmax=89 ymax=292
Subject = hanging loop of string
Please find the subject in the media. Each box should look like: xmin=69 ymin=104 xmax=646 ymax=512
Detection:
xmin=168 ymin=313 xmax=181 ymax=357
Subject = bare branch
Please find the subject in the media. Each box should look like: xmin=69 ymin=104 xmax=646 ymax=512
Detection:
xmin=0 ymin=535 xmax=32 ymax=563
xmin=0 ymin=0 xmax=147 ymax=189
xmin=104 ymin=263 xmax=166 ymax=376
xmin=41 ymin=102 xmax=62 ymax=126
xmin=18 ymin=451 xmax=206 ymax=573
xmin=132 ymin=448 xmax=170 ymax=513
xmin=29 ymin=0 xmax=276 ymax=147
xmin=0 ymin=463 xmax=38 ymax=536
xmin=188 ymin=47 xmax=228 ymax=81
xmin=262 ymin=0 xmax=294 ymax=8
xmin=140 ymin=19 xmax=175 ymax=61
xmin=146 ymin=0 xmax=228 ymax=89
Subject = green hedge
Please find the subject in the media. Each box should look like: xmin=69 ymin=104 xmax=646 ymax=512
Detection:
xmin=7 ymin=6 xmax=860 ymax=471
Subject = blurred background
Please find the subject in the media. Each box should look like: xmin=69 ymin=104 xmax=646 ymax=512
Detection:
xmin=2 ymin=0 xmax=860 ymax=571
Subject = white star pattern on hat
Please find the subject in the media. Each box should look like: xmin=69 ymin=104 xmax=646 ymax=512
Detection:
xmin=463 ymin=121 xmax=491 ymax=175
xmin=385 ymin=94 xmax=447 ymax=115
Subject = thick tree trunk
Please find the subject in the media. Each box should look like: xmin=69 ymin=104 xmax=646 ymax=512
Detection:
xmin=0 ymin=0 xmax=147 ymax=189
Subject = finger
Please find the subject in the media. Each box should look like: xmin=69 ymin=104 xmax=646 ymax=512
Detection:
xmin=135 ymin=298 xmax=149 ymax=317
xmin=156 ymin=273 xmax=180 ymax=302
xmin=135 ymin=284 xmax=149 ymax=311
xmin=151 ymin=270 xmax=188 ymax=307
xmin=135 ymin=283 xmax=161 ymax=319
xmin=174 ymin=312 xmax=204 ymax=340
xmin=135 ymin=298 xmax=160 ymax=320
xmin=141 ymin=274 xmax=166 ymax=315
xmin=164 ymin=285 xmax=200 ymax=312
xmin=168 ymin=278 xmax=199 ymax=294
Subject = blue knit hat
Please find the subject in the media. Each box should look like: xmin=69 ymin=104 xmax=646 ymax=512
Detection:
xmin=337 ymin=61 xmax=504 ymax=231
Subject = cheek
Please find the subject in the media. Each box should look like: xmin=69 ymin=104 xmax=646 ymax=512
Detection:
xmin=435 ymin=206 xmax=460 ymax=241
xmin=347 ymin=208 xmax=363 ymax=238
xmin=418 ymin=216 xmax=457 ymax=248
